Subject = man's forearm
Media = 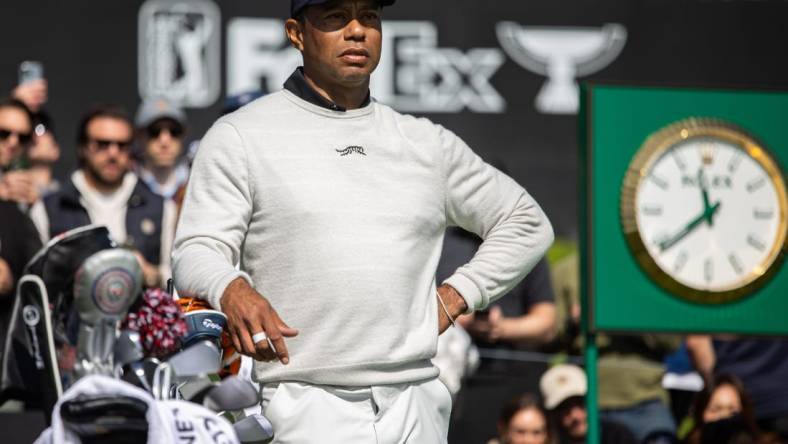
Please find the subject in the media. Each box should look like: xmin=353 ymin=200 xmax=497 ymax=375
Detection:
xmin=686 ymin=334 xmax=715 ymax=380
xmin=500 ymin=302 xmax=557 ymax=344
xmin=172 ymin=241 xmax=252 ymax=310
xmin=445 ymin=193 xmax=554 ymax=312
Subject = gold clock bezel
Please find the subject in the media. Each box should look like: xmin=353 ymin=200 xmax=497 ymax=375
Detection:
xmin=620 ymin=117 xmax=788 ymax=304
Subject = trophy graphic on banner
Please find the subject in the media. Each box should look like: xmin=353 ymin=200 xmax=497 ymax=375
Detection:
xmin=496 ymin=22 xmax=627 ymax=114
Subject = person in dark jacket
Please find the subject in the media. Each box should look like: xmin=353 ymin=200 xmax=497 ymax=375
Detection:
xmin=29 ymin=105 xmax=176 ymax=288
xmin=0 ymin=98 xmax=38 ymax=206
xmin=0 ymin=200 xmax=42 ymax=357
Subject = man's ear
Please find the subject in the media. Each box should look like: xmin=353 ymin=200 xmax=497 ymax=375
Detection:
xmin=285 ymin=18 xmax=305 ymax=52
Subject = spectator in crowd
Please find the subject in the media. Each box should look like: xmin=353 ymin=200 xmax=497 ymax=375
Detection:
xmin=597 ymin=334 xmax=681 ymax=442
xmin=12 ymin=78 xmax=47 ymax=114
xmin=29 ymin=104 xmax=176 ymax=288
xmin=684 ymin=374 xmax=761 ymax=444
xmin=221 ymin=91 xmax=265 ymax=117
xmin=458 ymin=255 xmax=556 ymax=346
xmin=539 ymin=241 xmax=679 ymax=442
xmin=0 ymin=199 xmax=42 ymax=359
xmin=134 ymin=98 xmax=189 ymax=200
xmin=0 ymin=99 xmax=40 ymax=296
xmin=540 ymin=364 xmax=637 ymax=444
xmin=26 ymin=111 xmax=60 ymax=196
xmin=0 ymin=98 xmax=38 ymax=205
xmin=439 ymin=227 xmax=557 ymax=444
xmin=10 ymin=68 xmax=58 ymax=199
xmin=686 ymin=335 xmax=788 ymax=441
xmin=488 ymin=393 xmax=553 ymax=444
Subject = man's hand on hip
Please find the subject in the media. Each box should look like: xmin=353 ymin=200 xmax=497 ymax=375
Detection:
xmin=221 ymin=277 xmax=298 ymax=364
xmin=437 ymin=284 xmax=468 ymax=335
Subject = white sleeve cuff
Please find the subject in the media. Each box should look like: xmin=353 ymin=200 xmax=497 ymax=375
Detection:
xmin=443 ymin=273 xmax=484 ymax=315
xmin=207 ymin=270 xmax=254 ymax=311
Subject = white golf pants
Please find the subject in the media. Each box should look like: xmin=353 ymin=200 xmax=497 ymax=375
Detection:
xmin=260 ymin=378 xmax=452 ymax=443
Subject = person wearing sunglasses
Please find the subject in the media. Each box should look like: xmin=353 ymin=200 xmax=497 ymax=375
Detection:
xmin=29 ymin=104 xmax=177 ymax=289
xmin=25 ymin=111 xmax=62 ymax=197
xmin=0 ymin=98 xmax=42 ymax=351
xmin=0 ymin=98 xmax=38 ymax=206
xmin=134 ymin=98 xmax=189 ymax=200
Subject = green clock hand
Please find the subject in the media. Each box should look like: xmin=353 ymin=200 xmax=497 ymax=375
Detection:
xmin=698 ymin=168 xmax=713 ymax=225
xmin=658 ymin=201 xmax=721 ymax=252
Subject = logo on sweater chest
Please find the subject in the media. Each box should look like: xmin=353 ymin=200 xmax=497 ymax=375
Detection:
xmin=336 ymin=146 xmax=366 ymax=157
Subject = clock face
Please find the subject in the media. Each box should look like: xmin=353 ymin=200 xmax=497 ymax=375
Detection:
xmin=621 ymin=119 xmax=788 ymax=303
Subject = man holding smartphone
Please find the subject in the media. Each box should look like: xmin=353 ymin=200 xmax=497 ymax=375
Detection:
xmin=14 ymin=61 xmax=48 ymax=114
xmin=0 ymin=98 xmax=37 ymax=205
xmin=172 ymin=1 xmax=553 ymax=442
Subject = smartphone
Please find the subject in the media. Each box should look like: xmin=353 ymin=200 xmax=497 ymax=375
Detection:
xmin=18 ymin=61 xmax=44 ymax=85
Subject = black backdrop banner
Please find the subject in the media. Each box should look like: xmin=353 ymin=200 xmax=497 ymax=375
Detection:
xmin=1 ymin=0 xmax=787 ymax=236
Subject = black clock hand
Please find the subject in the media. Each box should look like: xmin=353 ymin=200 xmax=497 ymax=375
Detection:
xmin=698 ymin=168 xmax=714 ymax=225
xmin=658 ymin=201 xmax=721 ymax=252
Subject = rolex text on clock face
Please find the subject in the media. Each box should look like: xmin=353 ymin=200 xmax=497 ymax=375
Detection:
xmin=622 ymin=119 xmax=787 ymax=303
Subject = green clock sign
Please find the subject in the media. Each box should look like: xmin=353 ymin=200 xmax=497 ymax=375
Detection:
xmin=580 ymin=84 xmax=788 ymax=335
xmin=620 ymin=118 xmax=787 ymax=305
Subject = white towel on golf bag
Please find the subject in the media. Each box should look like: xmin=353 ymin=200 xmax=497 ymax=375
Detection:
xmin=35 ymin=375 xmax=240 ymax=444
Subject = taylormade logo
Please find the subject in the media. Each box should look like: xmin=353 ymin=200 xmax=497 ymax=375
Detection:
xmin=202 ymin=318 xmax=223 ymax=331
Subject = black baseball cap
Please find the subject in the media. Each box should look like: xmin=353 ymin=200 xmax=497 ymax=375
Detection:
xmin=291 ymin=0 xmax=396 ymax=18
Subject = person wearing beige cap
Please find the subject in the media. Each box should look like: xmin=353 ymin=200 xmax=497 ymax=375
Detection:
xmin=540 ymin=364 xmax=637 ymax=444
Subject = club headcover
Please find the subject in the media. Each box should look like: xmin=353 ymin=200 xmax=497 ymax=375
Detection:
xmin=182 ymin=310 xmax=227 ymax=349
xmin=73 ymin=249 xmax=142 ymax=325
xmin=26 ymin=225 xmax=115 ymax=317
xmin=73 ymin=249 xmax=142 ymax=377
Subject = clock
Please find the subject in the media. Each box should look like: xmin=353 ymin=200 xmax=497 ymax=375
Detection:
xmin=620 ymin=118 xmax=788 ymax=304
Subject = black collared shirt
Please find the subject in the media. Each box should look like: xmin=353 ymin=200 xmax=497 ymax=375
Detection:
xmin=283 ymin=67 xmax=371 ymax=112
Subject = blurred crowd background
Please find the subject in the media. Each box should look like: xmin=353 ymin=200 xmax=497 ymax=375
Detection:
xmin=1 ymin=1 xmax=788 ymax=443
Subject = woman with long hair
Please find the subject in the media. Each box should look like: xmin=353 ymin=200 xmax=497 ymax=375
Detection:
xmin=490 ymin=393 xmax=554 ymax=444
xmin=686 ymin=374 xmax=761 ymax=444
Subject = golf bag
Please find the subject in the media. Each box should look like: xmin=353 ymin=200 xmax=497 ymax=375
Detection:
xmin=0 ymin=225 xmax=142 ymax=418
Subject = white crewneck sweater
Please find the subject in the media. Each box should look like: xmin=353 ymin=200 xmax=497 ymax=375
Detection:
xmin=172 ymin=90 xmax=553 ymax=386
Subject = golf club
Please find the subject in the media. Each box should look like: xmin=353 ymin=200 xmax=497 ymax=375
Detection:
xmin=113 ymin=330 xmax=144 ymax=376
xmin=233 ymin=414 xmax=274 ymax=444
xmin=72 ymin=249 xmax=142 ymax=377
xmin=203 ymin=376 xmax=260 ymax=413
xmin=152 ymin=340 xmax=222 ymax=400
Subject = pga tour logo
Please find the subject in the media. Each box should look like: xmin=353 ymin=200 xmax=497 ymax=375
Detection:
xmin=138 ymin=0 xmax=221 ymax=107
xmin=138 ymin=0 xmax=625 ymax=114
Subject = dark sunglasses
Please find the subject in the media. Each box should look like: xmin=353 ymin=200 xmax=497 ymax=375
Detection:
xmin=147 ymin=123 xmax=184 ymax=139
xmin=89 ymin=138 xmax=132 ymax=152
xmin=0 ymin=128 xmax=33 ymax=146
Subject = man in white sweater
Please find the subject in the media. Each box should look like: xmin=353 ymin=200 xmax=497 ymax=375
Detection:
xmin=172 ymin=0 xmax=554 ymax=442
